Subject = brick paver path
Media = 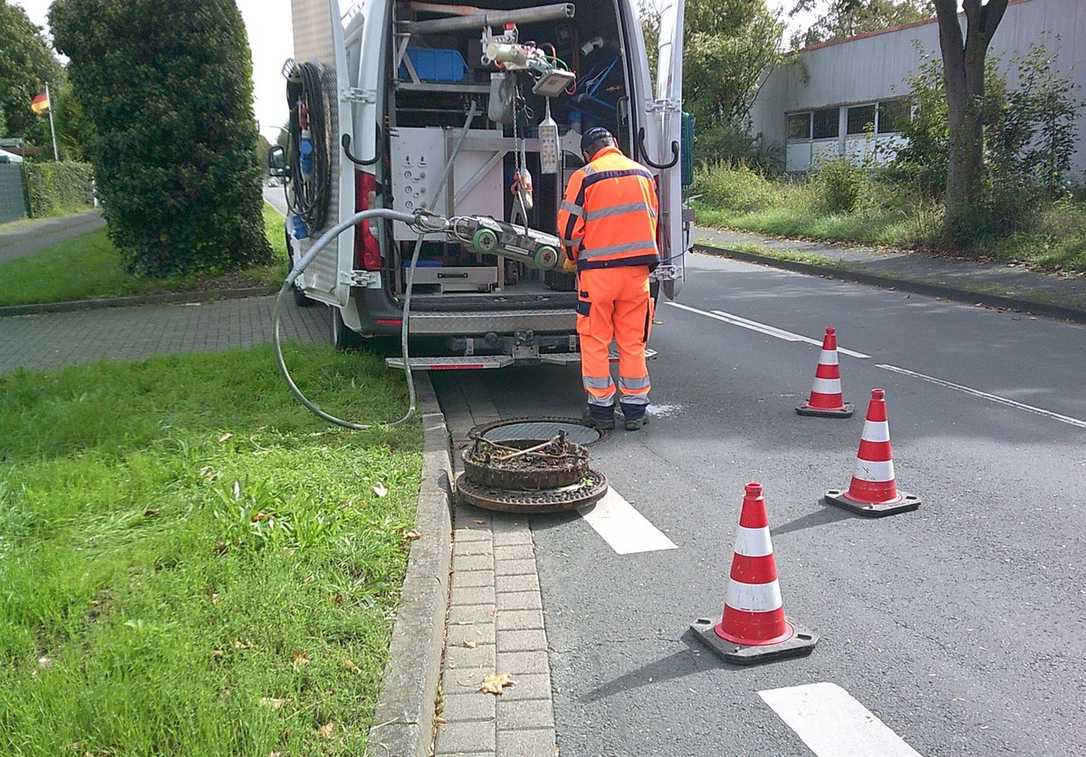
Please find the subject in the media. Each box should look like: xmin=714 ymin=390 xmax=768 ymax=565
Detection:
xmin=0 ymin=295 xmax=328 ymax=373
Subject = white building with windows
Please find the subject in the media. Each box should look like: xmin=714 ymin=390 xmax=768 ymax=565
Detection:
xmin=748 ymin=0 xmax=1086 ymax=176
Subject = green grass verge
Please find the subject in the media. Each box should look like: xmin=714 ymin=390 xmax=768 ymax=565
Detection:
xmin=0 ymin=344 xmax=421 ymax=754
xmin=0 ymin=204 xmax=287 ymax=307
xmin=692 ymin=163 xmax=1086 ymax=272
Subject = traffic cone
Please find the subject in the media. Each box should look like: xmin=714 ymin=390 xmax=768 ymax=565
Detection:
xmin=796 ymin=327 xmax=852 ymax=418
xmin=690 ymin=482 xmax=817 ymax=665
xmin=824 ymin=388 xmax=921 ymax=517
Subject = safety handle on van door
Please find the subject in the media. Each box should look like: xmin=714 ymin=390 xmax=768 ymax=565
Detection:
xmin=637 ymin=127 xmax=679 ymax=171
xmin=342 ymin=125 xmax=382 ymax=166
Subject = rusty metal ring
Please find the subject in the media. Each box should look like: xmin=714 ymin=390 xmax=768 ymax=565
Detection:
xmin=454 ymin=469 xmax=608 ymax=514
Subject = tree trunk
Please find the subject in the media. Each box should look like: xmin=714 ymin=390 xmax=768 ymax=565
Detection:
xmin=933 ymin=0 xmax=1008 ymax=245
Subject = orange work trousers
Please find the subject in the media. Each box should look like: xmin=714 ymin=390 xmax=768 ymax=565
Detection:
xmin=576 ymin=266 xmax=653 ymax=409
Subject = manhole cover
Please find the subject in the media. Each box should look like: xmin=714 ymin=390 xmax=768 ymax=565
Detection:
xmin=468 ymin=416 xmax=603 ymax=446
xmin=455 ymin=469 xmax=608 ymax=514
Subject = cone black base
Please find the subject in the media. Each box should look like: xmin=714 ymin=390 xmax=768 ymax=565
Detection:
xmin=795 ymin=403 xmax=853 ymax=418
xmin=689 ymin=618 xmax=818 ymax=666
xmin=824 ymin=489 xmax=921 ymax=517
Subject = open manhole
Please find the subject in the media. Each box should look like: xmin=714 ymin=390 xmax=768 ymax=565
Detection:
xmin=459 ymin=417 xmax=608 ymax=514
xmin=468 ymin=416 xmax=604 ymax=447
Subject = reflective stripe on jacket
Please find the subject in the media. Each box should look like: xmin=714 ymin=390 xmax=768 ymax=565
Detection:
xmin=556 ymin=146 xmax=660 ymax=272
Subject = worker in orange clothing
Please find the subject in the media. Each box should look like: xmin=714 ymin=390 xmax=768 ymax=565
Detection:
xmin=557 ymin=127 xmax=659 ymax=431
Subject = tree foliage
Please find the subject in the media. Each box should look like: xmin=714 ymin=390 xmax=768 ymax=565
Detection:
xmin=642 ymin=0 xmax=784 ymax=164
xmin=788 ymin=0 xmax=932 ymax=49
xmin=51 ymin=0 xmax=270 ymax=277
xmin=0 ymin=1 xmax=63 ymax=141
xmin=890 ymin=43 xmax=1082 ymax=238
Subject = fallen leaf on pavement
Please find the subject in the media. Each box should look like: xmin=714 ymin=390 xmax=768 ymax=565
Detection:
xmin=462 ymin=640 xmax=477 ymax=649
xmin=317 ymin=721 xmax=336 ymax=739
xmin=291 ymin=650 xmax=310 ymax=669
xmin=259 ymin=697 xmax=287 ymax=710
xmin=373 ymin=483 xmax=388 ymax=497
xmin=218 ymin=432 xmax=233 ymax=443
xmin=479 ymin=672 xmax=515 ymax=695
xmin=405 ymin=529 xmax=422 ymax=541
xmin=343 ymin=658 xmax=360 ymax=673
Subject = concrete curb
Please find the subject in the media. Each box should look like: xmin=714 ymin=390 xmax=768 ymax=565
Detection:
xmin=0 ymin=286 xmax=279 ymax=318
xmin=694 ymin=242 xmax=1086 ymax=325
xmin=367 ymin=374 xmax=452 ymax=757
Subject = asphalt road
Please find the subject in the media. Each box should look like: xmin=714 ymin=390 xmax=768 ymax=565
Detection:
xmin=440 ymin=251 xmax=1086 ymax=756
xmin=263 ymin=184 xmax=289 ymax=217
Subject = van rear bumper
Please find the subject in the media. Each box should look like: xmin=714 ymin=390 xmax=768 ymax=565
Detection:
xmin=352 ymin=288 xmax=576 ymax=336
xmin=408 ymin=309 xmax=576 ymax=335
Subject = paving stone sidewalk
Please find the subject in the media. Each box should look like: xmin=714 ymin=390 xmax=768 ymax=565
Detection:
xmin=0 ymin=210 xmax=106 ymax=263
xmin=0 ymin=295 xmax=327 ymax=374
xmin=695 ymin=226 xmax=1086 ymax=314
xmin=431 ymin=374 xmax=558 ymax=757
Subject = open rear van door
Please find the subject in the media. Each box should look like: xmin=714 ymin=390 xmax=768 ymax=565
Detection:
xmin=652 ymin=0 xmax=686 ymax=299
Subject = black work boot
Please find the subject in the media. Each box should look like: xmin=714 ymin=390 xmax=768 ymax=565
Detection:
xmin=584 ymin=403 xmax=616 ymax=430
xmin=620 ymin=403 xmax=650 ymax=431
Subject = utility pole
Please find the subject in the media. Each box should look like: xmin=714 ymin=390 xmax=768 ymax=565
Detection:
xmin=46 ymin=83 xmax=59 ymax=161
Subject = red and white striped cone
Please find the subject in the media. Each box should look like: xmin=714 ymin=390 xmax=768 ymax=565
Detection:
xmin=824 ymin=388 xmax=921 ymax=517
xmin=691 ymin=482 xmax=817 ymax=665
xmin=796 ymin=327 xmax=853 ymax=418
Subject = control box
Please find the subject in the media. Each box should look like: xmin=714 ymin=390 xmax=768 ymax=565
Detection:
xmin=389 ymin=127 xmax=504 ymax=241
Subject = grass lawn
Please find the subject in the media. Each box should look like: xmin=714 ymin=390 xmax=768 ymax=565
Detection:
xmin=0 ymin=204 xmax=288 ymax=307
xmin=0 ymin=344 xmax=421 ymax=754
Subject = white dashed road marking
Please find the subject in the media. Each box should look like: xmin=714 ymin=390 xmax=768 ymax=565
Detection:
xmin=759 ymin=682 xmax=923 ymax=757
xmin=666 ymin=300 xmax=1084 ymax=430
xmin=876 ymin=364 xmax=1086 ymax=430
xmin=665 ymin=302 xmax=870 ymax=358
xmin=580 ymin=487 xmax=677 ymax=555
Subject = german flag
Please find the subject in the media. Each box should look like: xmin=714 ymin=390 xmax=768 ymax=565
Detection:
xmin=30 ymin=90 xmax=50 ymax=116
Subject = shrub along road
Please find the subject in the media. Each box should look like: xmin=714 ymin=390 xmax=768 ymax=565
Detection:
xmin=437 ymin=250 xmax=1086 ymax=756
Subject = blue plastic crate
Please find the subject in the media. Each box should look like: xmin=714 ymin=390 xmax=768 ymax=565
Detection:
xmin=398 ymin=48 xmax=468 ymax=83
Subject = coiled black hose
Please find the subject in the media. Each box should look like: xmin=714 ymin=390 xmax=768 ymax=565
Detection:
xmin=285 ymin=61 xmax=331 ymax=234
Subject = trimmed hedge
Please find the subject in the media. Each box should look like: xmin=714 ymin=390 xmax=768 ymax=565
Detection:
xmin=23 ymin=161 xmax=95 ymax=217
xmin=50 ymin=0 xmax=271 ymax=277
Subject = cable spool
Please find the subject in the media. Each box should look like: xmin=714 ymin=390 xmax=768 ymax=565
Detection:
xmin=284 ymin=61 xmax=332 ymax=236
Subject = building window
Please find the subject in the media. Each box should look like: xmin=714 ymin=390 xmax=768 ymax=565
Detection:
xmin=812 ymin=107 xmax=839 ymax=140
xmin=847 ymin=104 xmax=877 ymax=135
xmin=786 ymin=112 xmax=811 ymax=141
xmin=877 ymin=99 xmax=911 ymax=134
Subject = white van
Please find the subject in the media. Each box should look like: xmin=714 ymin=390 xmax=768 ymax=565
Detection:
xmin=282 ymin=0 xmax=689 ymax=368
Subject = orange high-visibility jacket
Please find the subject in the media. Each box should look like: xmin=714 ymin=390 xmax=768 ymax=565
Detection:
xmin=556 ymin=146 xmax=660 ymax=272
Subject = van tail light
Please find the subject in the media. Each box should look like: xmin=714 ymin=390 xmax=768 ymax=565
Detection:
xmin=354 ymin=170 xmax=381 ymax=271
